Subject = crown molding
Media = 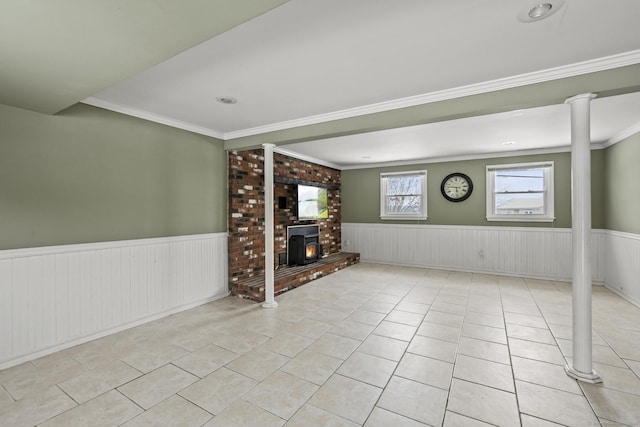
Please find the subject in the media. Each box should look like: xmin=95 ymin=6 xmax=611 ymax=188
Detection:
xmin=82 ymin=97 xmax=225 ymax=140
xmin=224 ymin=49 xmax=640 ymax=140
xmin=273 ymin=147 xmax=341 ymax=170
xmin=602 ymin=122 xmax=640 ymax=148
xmin=338 ymin=144 xmax=612 ymax=170
xmin=276 ymin=141 xmax=613 ymax=170
xmin=84 ymin=50 xmax=640 ymax=143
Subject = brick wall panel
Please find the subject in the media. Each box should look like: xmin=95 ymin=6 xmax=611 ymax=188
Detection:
xmin=228 ymin=149 xmax=341 ymax=288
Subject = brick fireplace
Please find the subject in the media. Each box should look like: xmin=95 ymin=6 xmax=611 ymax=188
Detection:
xmin=228 ymin=149 xmax=354 ymax=300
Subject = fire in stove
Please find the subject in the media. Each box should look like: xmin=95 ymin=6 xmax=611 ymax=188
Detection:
xmin=288 ymin=225 xmax=321 ymax=266
xmin=305 ymin=243 xmax=317 ymax=259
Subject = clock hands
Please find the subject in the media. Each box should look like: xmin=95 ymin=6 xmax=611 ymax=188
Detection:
xmin=441 ymin=173 xmax=473 ymax=202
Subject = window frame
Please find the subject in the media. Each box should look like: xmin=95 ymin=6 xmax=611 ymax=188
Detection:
xmin=380 ymin=170 xmax=427 ymax=220
xmin=485 ymin=161 xmax=555 ymax=222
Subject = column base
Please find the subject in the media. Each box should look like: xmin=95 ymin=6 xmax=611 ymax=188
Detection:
xmin=564 ymin=365 xmax=602 ymax=384
xmin=262 ymin=301 xmax=279 ymax=309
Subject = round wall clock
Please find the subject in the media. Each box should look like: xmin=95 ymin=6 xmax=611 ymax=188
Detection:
xmin=441 ymin=172 xmax=473 ymax=202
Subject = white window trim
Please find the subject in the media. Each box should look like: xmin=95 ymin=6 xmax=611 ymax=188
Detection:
xmin=380 ymin=170 xmax=427 ymax=220
xmin=486 ymin=161 xmax=555 ymax=222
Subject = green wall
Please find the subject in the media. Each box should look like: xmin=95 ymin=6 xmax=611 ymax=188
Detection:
xmin=342 ymin=151 xmax=606 ymax=229
xmin=0 ymin=103 xmax=227 ymax=250
xmin=2 ymin=98 xmax=633 ymax=251
xmin=604 ymin=132 xmax=640 ymax=234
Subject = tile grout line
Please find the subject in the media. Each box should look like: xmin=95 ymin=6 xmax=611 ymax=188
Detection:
xmin=4 ymin=265 xmax=640 ymax=426
xmin=360 ymin=272 xmax=429 ymax=426
xmin=231 ymin=274 xmax=390 ymax=425
xmin=523 ymin=277 xmax=600 ymax=424
xmin=496 ymin=276 xmax=523 ymax=427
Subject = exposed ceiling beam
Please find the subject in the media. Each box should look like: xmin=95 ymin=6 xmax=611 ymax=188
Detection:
xmin=224 ymin=63 xmax=640 ymax=151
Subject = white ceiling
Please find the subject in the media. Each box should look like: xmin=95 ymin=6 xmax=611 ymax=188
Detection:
xmin=281 ymin=91 xmax=640 ymax=168
xmin=0 ymin=0 xmax=288 ymax=114
xmin=82 ymin=0 xmax=640 ymax=168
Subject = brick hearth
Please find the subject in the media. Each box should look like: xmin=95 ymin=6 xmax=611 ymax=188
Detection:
xmin=231 ymin=252 xmax=360 ymax=302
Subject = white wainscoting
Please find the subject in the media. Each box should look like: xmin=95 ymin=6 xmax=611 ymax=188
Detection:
xmin=0 ymin=233 xmax=228 ymax=369
xmin=604 ymin=230 xmax=640 ymax=307
xmin=342 ymin=223 xmax=606 ymax=283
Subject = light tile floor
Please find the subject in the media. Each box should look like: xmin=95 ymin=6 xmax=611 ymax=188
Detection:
xmin=2 ymin=263 xmax=640 ymax=426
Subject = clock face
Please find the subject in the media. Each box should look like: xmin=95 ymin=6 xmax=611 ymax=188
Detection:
xmin=441 ymin=173 xmax=473 ymax=202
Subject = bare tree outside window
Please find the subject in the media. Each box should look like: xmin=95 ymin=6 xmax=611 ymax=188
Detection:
xmin=385 ymin=175 xmax=422 ymax=214
xmin=380 ymin=171 xmax=427 ymax=219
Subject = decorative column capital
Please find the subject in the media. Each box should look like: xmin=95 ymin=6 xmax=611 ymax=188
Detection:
xmin=565 ymin=93 xmax=598 ymax=104
xmin=262 ymin=143 xmax=276 ymax=149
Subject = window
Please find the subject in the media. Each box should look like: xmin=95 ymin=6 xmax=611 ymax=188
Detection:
xmin=380 ymin=170 xmax=427 ymax=220
xmin=486 ymin=161 xmax=554 ymax=222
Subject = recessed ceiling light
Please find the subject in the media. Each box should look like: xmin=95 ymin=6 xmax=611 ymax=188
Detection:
xmin=216 ymin=96 xmax=237 ymax=105
xmin=517 ymin=0 xmax=565 ymax=23
xmin=361 ymin=155 xmax=372 ymax=159
xmin=503 ymin=141 xmax=516 ymax=146
xmin=529 ymin=3 xmax=552 ymax=19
